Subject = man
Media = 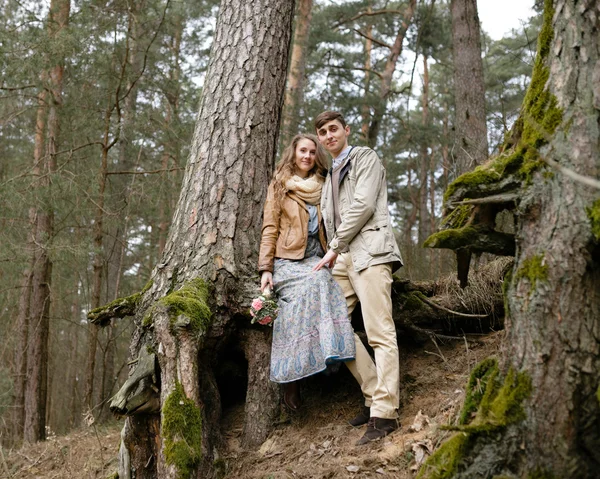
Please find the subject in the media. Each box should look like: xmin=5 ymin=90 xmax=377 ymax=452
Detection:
xmin=313 ymin=111 xmax=403 ymax=445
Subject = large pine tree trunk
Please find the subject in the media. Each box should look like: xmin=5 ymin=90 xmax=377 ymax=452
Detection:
xmin=420 ymin=1 xmax=600 ymax=476
xmin=111 ymin=0 xmax=295 ymax=476
xmin=502 ymin=0 xmax=600 ymax=473
xmin=450 ymin=0 xmax=488 ymax=175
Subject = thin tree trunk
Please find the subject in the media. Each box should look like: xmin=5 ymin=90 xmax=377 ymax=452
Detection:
xmin=68 ymin=286 xmax=81 ymax=428
xmin=360 ymin=2 xmax=373 ymax=143
xmin=12 ymin=266 xmax=33 ymax=442
xmin=441 ymin=95 xmax=450 ymax=189
xmin=368 ymin=0 xmax=416 ymax=147
xmin=418 ymin=54 xmax=431 ymax=247
xmin=450 ymin=0 xmax=488 ymax=175
xmin=280 ymin=0 xmax=313 ymax=147
xmin=24 ymin=0 xmax=70 ymax=442
xmin=158 ymin=10 xmax=184 ymax=256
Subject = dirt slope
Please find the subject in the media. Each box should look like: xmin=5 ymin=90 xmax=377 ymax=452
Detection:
xmin=2 ymin=333 xmax=502 ymax=479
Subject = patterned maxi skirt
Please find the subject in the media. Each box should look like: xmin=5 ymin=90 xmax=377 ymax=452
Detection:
xmin=270 ymin=237 xmax=356 ymax=383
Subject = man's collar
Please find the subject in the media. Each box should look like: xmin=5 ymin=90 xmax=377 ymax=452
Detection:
xmin=332 ymin=145 xmax=352 ymax=169
xmin=333 ymin=145 xmax=352 ymax=163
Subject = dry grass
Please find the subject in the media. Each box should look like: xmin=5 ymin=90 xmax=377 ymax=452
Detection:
xmin=432 ymin=257 xmax=513 ymax=325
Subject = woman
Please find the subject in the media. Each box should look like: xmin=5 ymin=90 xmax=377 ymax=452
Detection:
xmin=258 ymin=133 xmax=355 ymax=410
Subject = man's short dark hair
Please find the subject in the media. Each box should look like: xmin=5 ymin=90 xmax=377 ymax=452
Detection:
xmin=314 ymin=111 xmax=347 ymax=130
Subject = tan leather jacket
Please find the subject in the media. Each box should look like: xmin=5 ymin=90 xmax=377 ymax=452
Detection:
xmin=258 ymin=182 xmax=327 ymax=273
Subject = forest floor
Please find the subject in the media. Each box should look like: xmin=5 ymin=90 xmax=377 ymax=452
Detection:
xmin=2 ymin=331 xmax=503 ymax=479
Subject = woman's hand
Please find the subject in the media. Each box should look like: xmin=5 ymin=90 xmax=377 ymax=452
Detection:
xmin=313 ymin=249 xmax=338 ymax=271
xmin=260 ymin=271 xmax=274 ymax=292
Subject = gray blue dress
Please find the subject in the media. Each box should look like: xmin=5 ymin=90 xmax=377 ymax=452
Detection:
xmin=270 ymin=205 xmax=356 ymax=383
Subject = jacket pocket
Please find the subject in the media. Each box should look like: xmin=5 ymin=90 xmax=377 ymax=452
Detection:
xmin=284 ymin=224 xmax=296 ymax=247
xmin=360 ymin=221 xmax=394 ymax=256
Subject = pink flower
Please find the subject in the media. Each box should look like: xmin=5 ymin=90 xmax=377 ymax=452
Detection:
xmin=258 ymin=316 xmax=272 ymax=325
xmin=250 ymin=309 xmax=255 ymax=317
xmin=252 ymin=298 xmax=264 ymax=311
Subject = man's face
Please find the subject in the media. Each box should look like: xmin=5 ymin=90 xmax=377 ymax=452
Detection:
xmin=316 ymin=119 xmax=350 ymax=157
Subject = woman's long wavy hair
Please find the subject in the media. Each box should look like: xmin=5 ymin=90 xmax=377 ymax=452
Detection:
xmin=272 ymin=134 xmax=329 ymax=204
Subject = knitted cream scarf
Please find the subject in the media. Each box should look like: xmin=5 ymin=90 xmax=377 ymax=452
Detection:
xmin=285 ymin=174 xmax=322 ymax=205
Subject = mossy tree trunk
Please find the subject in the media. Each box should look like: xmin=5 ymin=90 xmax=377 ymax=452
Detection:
xmin=502 ymin=0 xmax=600 ymax=473
xmin=420 ymin=1 xmax=600 ymax=477
xmin=112 ymin=0 xmax=295 ymax=477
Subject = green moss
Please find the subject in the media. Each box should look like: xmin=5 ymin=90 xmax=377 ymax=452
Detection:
xmin=416 ymin=433 xmax=471 ymax=479
xmin=527 ymin=468 xmax=555 ymax=479
xmin=480 ymin=367 xmax=532 ymax=426
xmin=516 ymin=255 xmax=548 ymax=292
xmin=596 ymin=385 xmax=600 ymax=406
xmin=159 ymin=278 xmax=212 ymax=334
xmin=586 ymin=199 xmax=600 ymax=242
xmin=420 ymin=360 xmax=532 ymax=478
xmin=105 ymin=473 xmax=119 ymax=479
xmin=517 ymin=0 xmax=563 ymax=182
xmin=142 ymin=308 xmax=154 ymax=328
xmin=459 ymin=358 xmax=499 ymax=425
xmin=163 ymin=382 xmax=203 ymax=479
xmin=424 ymin=226 xmax=480 ymax=249
xmin=441 ymin=204 xmax=473 ymax=229
xmin=399 ymin=291 xmax=427 ymax=311
xmin=88 ymin=292 xmax=141 ymax=318
xmin=443 ymin=151 xmax=524 ymax=204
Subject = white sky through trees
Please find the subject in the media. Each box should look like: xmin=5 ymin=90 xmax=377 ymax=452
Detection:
xmin=477 ymin=0 xmax=535 ymax=40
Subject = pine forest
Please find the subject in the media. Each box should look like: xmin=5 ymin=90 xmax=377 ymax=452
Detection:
xmin=0 ymin=0 xmax=598 ymax=478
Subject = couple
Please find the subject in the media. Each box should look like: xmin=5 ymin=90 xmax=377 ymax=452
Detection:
xmin=257 ymin=111 xmax=403 ymax=445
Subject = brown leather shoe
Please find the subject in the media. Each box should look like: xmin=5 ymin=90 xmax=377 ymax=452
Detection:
xmin=356 ymin=417 xmax=399 ymax=445
xmin=348 ymin=406 xmax=370 ymax=427
xmin=282 ymin=381 xmax=301 ymax=411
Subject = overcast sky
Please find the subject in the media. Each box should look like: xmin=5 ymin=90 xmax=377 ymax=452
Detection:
xmin=477 ymin=0 xmax=536 ymax=40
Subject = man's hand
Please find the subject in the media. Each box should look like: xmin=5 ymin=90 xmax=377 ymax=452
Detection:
xmin=313 ymin=249 xmax=338 ymax=271
xmin=260 ymin=271 xmax=273 ymax=292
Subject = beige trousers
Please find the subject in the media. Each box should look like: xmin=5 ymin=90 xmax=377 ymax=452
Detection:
xmin=333 ymin=253 xmax=400 ymax=419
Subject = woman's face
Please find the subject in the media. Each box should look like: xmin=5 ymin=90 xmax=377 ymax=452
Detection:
xmin=294 ymin=138 xmax=317 ymax=178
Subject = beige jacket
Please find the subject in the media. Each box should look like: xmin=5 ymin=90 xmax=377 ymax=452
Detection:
xmin=258 ymin=182 xmax=327 ymax=273
xmin=321 ymin=146 xmax=403 ymax=273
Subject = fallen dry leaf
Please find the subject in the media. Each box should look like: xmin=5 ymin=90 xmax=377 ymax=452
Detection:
xmin=408 ymin=410 xmax=431 ymax=432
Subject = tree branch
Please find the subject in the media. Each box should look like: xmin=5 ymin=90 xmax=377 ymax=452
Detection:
xmin=351 ymin=28 xmax=392 ymax=49
xmin=335 ymin=9 xmax=405 ymax=28
xmin=106 ymin=166 xmax=184 ymax=175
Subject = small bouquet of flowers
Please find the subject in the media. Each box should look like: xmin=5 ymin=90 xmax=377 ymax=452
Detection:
xmin=250 ymin=287 xmax=278 ymax=326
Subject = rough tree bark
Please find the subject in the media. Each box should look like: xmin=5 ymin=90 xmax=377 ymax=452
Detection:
xmin=24 ymin=0 xmax=70 ymax=443
xmin=97 ymin=0 xmax=296 ymax=477
xmin=420 ymin=1 xmax=600 ymax=477
xmin=450 ymin=0 xmax=488 ymax=175
xmin=280 ymin=0 xmax=313 ymax=147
